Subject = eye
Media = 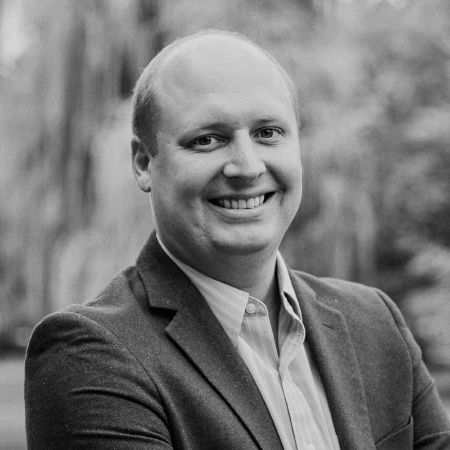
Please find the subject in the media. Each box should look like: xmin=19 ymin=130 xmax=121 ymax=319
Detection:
xmin=197 ymin=137 xmax=213 ymax=146
xmin=255 ymin=128 xmax=282 ymax=141
xmin=189 ymin=135 xmax=225 ymax=151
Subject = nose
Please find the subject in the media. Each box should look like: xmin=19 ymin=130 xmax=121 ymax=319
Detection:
xmin=222 ymin=134 xmax=266 ymax=182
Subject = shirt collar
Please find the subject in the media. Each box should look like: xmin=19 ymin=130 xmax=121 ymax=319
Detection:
xmin=276 ymin=252 xmax=303 ymax=323
xmin=156 ymin=234 xmax=302 ymax=346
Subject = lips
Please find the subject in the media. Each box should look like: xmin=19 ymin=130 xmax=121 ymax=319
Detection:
xmin=211 ymin=193 xmax=274 ymax=209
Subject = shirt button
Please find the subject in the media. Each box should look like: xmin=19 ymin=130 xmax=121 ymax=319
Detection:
xmin=245 ymin=303 xmax=256 ymax=314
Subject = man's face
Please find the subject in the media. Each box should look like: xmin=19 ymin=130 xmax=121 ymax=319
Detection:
xmin=148 ymin=36 xmax=302 ymax=272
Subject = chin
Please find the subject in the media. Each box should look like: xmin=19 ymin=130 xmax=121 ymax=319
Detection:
xmin=211 ymin=234 xmax=276 ymax=257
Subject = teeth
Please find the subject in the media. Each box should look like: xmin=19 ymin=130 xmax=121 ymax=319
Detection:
xmin=215 ymin=195 xmax=266 ymax=209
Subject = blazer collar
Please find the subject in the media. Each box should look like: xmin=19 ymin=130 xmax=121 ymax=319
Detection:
xmin=289 ymin=269 xmax=376 ymax=450
xmin=136 ymin=231 xmax=192 ymax=311
xmin=136 ymin=232 xmax=284 ymax=450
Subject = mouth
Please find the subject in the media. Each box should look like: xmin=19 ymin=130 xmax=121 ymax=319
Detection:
xmin=210 ymin=193 xmax=275 ymax=210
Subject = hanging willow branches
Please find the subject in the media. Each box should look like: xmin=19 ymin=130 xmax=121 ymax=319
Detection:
xmin=0 ymin=0 xmax=158 ymax=324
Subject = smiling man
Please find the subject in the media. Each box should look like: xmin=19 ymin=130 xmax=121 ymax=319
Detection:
xmin=25 ymin=30 xmax=450 ymax=450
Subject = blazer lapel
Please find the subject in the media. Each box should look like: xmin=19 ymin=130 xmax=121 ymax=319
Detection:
xmin=290 ymin=272 xmax=376 ymax=450
xmin=136 ymin=233 xmax=283 ymax=450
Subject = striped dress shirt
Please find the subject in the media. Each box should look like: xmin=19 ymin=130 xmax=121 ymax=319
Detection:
xmin=157 ymin=236 xmax=340 ymax=450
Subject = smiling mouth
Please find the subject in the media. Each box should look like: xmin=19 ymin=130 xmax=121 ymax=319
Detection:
xmin=210 ymin=193 xmax=275 ymax=210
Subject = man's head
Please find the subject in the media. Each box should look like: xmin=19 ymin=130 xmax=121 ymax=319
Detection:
xmin=131 ymin=30 xmax=303 ymax=276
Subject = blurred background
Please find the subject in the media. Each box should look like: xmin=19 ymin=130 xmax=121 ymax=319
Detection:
xmin=1 ymin=0 xmax=450 ymax=448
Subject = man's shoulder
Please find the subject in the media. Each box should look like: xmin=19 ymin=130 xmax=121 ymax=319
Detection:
xmin=67 ymin=265 xmax=139 ymax=314
xmin=27 ymin=263 xmax=173 ymax=367
xmin=289 ymin=269 xmax=415 ymax=361
xmin=290 ymin=268 xmax=383 ymax=299
xmin=288 ymin=269 xmax=399 ymax=321
xmin=32 ymin=265 xmax=145 ymax=339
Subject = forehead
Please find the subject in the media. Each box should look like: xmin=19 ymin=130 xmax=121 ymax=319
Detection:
xmin=155 ymin=36 xmax=295 ymax=119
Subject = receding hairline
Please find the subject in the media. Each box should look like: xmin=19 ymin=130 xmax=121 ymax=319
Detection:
xmin=138 ymin=29 xmax=295 ymax=89
xmin=131 ymin=29 xmax=299 ymax=152
xmin=155 ymin=30 xmax=285 ymax=77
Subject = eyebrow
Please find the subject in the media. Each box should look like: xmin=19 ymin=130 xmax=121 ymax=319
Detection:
xmin=188 ymin=116 xmax=289 ymax=131
xmin=191 ymin=121 xmax=229 ymax=130
xmin=256 ymin=118 xmax=288 ymax=125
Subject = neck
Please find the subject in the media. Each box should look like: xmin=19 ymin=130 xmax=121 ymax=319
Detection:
xmin=159 ymin=235 xmax=279 ymax=304
xmin=210 ymin=251 xmax=278 ymax=303
xmin=209 ymin=250 xmax=280 ymax=348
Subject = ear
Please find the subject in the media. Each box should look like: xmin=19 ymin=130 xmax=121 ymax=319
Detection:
xmin=131 ymin=136 xmax=153 ymax=192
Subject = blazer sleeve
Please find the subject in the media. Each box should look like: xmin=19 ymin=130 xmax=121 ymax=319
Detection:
xmin=25 ymin=311 xmax=173 ymax=450
xmin=376 ymin=289 xmax=450 ymax=449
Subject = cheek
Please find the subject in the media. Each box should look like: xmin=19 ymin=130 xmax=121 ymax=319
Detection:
xmin=153 ymin=165 xmax=208 ymax=216
xmin=154 ymin=156 xmax=194 ymax=194
xmin=276 ymin=150 xmax=302 ymax=189
xmin=170 ymin=157 xmax=221 ymax=200
xmin=275 ymin=153 xmax=303 ymax=216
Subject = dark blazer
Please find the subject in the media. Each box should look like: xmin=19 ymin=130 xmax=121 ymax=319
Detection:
xmin=25 ymin=232 xmax=450 ymax=449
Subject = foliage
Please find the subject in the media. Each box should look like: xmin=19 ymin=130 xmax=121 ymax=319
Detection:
xmin=0 ymin=0 xmax=155 ymax=323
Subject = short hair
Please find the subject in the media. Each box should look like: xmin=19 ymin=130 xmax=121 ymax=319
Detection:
xmin=131 ymin=29 xmax=299 ymax=156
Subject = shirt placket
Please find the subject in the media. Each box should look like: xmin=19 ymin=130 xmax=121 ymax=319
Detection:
xmin=244 ymin=297 xmax=279 ymax=370
xmin=278 ymin=296 xmax=330 ymax=450
xmin=240 ymin=297 xmax=298 ymax=450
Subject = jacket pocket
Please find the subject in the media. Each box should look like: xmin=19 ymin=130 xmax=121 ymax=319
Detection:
xmin=375 ymin=416 xmax=413 ymax=450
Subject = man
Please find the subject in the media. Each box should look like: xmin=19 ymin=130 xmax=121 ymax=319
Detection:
xmin=25 ymin=30 xmax=450 ymax=449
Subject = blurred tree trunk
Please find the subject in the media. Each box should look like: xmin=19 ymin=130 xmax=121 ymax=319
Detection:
xmin=297 ymin=0 xmax=336 ymax=18
xmin=297 ymin=0 xmax=316 ymax=11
